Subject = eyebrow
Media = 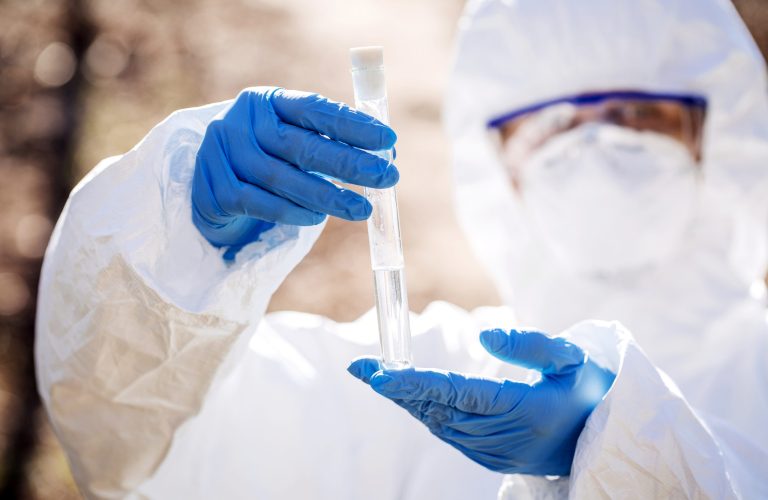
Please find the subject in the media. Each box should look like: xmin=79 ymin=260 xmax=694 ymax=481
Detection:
xmin=488 ymin=90 xmax=708 ymax=129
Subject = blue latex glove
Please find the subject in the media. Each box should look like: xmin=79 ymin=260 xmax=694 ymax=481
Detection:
xmin=348 ymin=329 xmax=615 ymax=476
xmin=192 ymin=87 xmax=398 ymax=257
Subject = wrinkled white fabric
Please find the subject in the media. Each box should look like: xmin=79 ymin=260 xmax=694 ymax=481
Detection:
xmin=519 ymin=124 xmax=699 ymax=274
xmin=35 ymin=101 xmax=321 ymax=497
xmin=446 ymin=0 xmax=768 ymax=498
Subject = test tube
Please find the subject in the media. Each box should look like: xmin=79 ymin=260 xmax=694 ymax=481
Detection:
xmin=349 ymin=46 xmax=412 ymax=369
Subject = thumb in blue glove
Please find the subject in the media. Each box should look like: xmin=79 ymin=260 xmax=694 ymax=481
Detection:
xmin=347 ymin=329 xmax=615 ymax=476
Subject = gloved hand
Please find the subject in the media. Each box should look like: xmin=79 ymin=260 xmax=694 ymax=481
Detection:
xmin=348 ymin=329 xmax=615 ymax=476
xmin=192 ymin=87 xmax=398 ymax=257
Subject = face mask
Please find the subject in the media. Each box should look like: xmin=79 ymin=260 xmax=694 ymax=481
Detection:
xmin=518 ymin=123 xmax=699 ymax=275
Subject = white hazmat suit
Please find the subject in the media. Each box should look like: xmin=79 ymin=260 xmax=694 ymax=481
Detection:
xmin=36 ymin=0 xmax=768 ymax=498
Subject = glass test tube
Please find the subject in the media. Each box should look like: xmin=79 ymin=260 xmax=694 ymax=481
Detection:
xmin=349 ymin=46 xmax=412 ymax=369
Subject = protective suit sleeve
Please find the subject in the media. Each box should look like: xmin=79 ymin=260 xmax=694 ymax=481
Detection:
xmin=34 ymin=101 xmax=324 ymax=499
xmin=499 ymin=321 xmax=763 ymax=499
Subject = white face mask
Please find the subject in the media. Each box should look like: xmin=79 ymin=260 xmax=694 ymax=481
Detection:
xmin=518 ymin=123 xmax=699 ymax=275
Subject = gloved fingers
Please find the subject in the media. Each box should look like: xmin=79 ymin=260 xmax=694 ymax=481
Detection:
xmin=346 ymin=357 xmax=434 ymax=421
xmin=369 ymin=368 xmax=528 ymax=416
xmin=418 ymin=403 xmax=518 ymax=437
xmin=441 ymin=426 xmax=527 ymax=457
xmin=213 ymin=175 xmax=325 ymax=226
xmin=270 ymin=89 xmax=397 ymax=151
xmin=479 ymin=329 xmax=585 ymax=375
xmin=410 ymin=389 xmax=539 ymax=438
xmin=407 ymin=399 xmax=500 ymax=435
xmin=347 ymin=357 xmax=384 ymax=384
xmin=396 ymin=399 xmax=438 ymax=425
xmin=261 ymin=122 xmax=399 ymax=189
xmin=233 ymin=153 xmax=372 ymax=221
xmin=347 ymin=359 xmax=475 ymax=433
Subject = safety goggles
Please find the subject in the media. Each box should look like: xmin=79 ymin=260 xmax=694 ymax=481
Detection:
xmin=489 ymin=91 xmax=707 ymax=169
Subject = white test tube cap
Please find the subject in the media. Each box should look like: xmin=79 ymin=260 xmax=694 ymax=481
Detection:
xmin=350 ymin=46 xmax=384 ymax=71
xmin=349 ymin=46 xmax=386 ymax=100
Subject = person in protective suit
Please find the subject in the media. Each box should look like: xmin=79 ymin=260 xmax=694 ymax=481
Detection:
xmin=36 ymin=0 xmax=768 ymax=498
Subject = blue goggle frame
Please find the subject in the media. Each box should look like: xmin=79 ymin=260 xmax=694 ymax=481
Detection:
xmin=488 ymin=90 xmax=708 ymax=129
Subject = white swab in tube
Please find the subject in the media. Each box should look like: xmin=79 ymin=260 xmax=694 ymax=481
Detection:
xmin=349 ymin=46 xmax=412 ymax=369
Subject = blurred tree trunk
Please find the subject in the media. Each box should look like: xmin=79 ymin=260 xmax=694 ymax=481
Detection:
xmin=0 ymin=0 xmax=94 ymax=498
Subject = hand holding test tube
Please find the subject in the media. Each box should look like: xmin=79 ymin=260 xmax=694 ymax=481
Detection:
xmin=349 ymin=47 xmax=413 ymax=369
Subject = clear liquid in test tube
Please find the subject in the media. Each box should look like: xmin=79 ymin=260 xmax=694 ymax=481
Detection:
xmin=349 ymin=46 xmax=412 ymax=369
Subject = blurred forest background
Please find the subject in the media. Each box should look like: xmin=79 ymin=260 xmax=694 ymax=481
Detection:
xmin=0 ymin=0 xmax=766 ymax=497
